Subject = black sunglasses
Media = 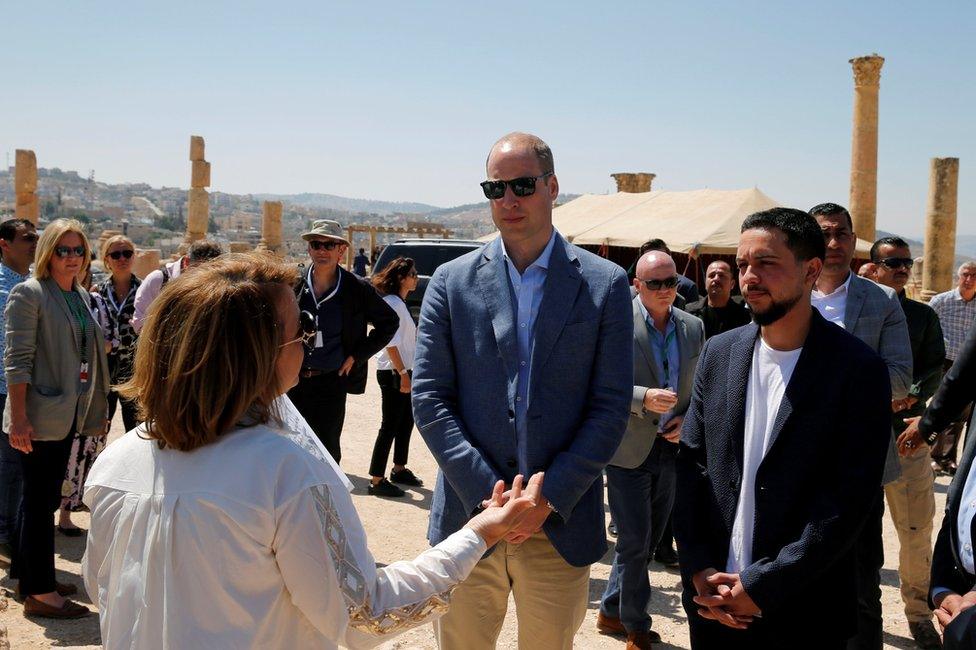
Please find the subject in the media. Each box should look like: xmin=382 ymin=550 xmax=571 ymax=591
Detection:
xmin=107 ymin=249 xmax=134 ymax=260
xmin=638 ymin=276 xmax=679 ymax=291
xmin=54 ymin=245 xmax=86 ymax=258
xmin=281 ymin=310 xmax=318 ymax=351
xmin=480 ymin=173 xmax=553 ymax=200
xmin=879 ymin=257 xmax=914 ymax=270
xmin=308 ymin=240 xmax=341 ymax=251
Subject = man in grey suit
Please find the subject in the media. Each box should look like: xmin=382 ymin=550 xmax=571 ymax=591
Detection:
xmin=598 ymin=250 xmax=704 ymax=649
xmin=413 ymin=132 xmax=633 ymax=649
xmin=809 ymin=202 xmax=912 ymax=650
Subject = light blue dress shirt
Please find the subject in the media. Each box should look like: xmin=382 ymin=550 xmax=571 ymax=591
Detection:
xmin=501 ymin=229 xmax=557 ymax=475
xmin=637 ymin=301 xmax=680 ymax=432
xmin=0 ymin=263 xmax=30 ymax=395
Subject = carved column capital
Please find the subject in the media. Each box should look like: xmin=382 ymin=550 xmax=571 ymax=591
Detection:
xmin=849 ymin=55 xmax=884 ymax=87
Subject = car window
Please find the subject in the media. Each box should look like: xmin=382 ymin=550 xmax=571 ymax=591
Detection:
xmin=375 ymin=244 xmax=481 ymax=276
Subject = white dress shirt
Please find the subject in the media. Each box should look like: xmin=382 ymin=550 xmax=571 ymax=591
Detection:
xmin=811 ymin=272 xmax=853 ymax=329
xmin=82 ymin=412 xmax=486 ymax=649
xmin=727 ymin=337 xmax=802 ymax=573
xmin=375 ymin=294 xmax=417 ymax=371
xmin=956 ymin=462 xmax=976 ymax=575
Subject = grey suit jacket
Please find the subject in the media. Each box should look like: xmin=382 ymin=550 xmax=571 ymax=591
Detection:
xmin=842 ymin=274 xmax=913 ymax=484
xmin=609 ymin=298 xmax=704 ymax=468
xmin=3 ymin=278 xmax=110 ymax=439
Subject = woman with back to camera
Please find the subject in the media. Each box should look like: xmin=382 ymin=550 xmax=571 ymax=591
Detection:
xmin=367 ymin=256 xmax=422 ymax=497
xmin=4 ymin=218 xmax=110 ymax=619
xmin=58 ymin=235 xmax=142 ymax=536
xmin=82 ymin=252 xmax=543 ymax=649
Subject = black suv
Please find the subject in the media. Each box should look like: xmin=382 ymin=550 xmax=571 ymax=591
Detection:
xmin=372 ymin=238 xmax=485 ymax=321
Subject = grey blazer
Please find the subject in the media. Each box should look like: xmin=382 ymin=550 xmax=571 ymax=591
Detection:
xmin=609 ymin=298 xmax=704 ymax=468
xmin=842 ymin=274 xmax=913 ymax=484
xmin=3 ymin=278 xmax=110 ymax=439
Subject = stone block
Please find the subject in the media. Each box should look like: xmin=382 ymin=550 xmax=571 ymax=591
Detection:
xmin=14 ymin=150 xmax=37 ymax=193
xmin=14 ymin=195 xmax=39 ymax=223
xmin=191 ymin=160 xmax=211 ymax=188
xmin=132 ymin=249 xmax=162 ymax=280
xmin=186 ymin=188 xmax=209 ymax=234
xmin=190 ymin=135 xmax=205 ymax=161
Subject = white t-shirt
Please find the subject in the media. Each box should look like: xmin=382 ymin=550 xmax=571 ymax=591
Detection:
xmin=726 ymin=337 xmax=803 ymax=573
xmin=811 ymin=272 xmax=852 ymax=329
xmin=375 ymin=295 xmax=417 ymax=371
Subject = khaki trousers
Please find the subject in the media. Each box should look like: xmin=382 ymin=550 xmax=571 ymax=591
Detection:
xmin=884 ymin=444 xmax=936 ymax=623
xmin=434 ymin=532 xmax=590 ymax=650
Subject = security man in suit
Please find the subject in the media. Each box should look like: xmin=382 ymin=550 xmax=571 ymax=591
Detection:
xmin=597 ymin=250 xmax=704 ymax=649
xmin=809 ymin=202 xmax=912 ymax=650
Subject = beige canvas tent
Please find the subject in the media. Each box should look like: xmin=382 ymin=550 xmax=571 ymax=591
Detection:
xmin=482 ymin=187 xmax=873 ymax=257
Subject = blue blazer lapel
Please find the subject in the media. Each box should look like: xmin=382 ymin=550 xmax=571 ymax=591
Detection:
xmin=530 ymin=235 xmax=582 ymax=374
xmin=728 ymin=323 xmax=759 ymax=474
xmin=477 ymin=239 xmax=519 ymax=379
xmin=633 ymin=298 xmax=660 ymax=386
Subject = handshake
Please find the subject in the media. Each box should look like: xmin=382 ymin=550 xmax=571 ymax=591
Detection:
xmin=691 ymin=568 xmax=762 ymax=630
xmin=464 ymin=473 xmax=552 ymax=547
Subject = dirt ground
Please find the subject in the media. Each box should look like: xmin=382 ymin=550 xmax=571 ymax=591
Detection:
xmin=0 ymin=360 xmax=953 ymax=648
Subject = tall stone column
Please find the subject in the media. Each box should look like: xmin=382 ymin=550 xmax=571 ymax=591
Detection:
xmin=611 ymin=172 xmax=655 ymax=193
xmin=132 ymin=249 xmax=162 ymax=280
xmin=184 ymin=135 xmax=211 ymax=245
xmin=14 ymin=150 xmax=39 ymax=224
xmin=921 ymin=157 xmax=960 ymax=301
xmin=848 ymin=55 xmax=884 ymax=241
xmin=256 ymin=201 xmax=283 ymax=255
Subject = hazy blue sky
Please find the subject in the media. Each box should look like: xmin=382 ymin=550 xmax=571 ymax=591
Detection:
xmin=3 ymin=1 xmax=973 ymax=235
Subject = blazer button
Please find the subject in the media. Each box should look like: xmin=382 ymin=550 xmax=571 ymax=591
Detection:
xmin=506 ymin=459 xmax=517 ymax=468
xmin=652 ymin=419 xmax=659 ymax=426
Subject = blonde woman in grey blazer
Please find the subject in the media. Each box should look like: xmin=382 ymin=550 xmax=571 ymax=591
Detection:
xmin=3 ymin=218 xmax=109 ymax=619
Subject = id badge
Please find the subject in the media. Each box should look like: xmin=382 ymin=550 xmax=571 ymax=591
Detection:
xmin=315 ymin=331 xmax=324 ymax=348
xmin=79 ymin=362 xmax=89 ymax=383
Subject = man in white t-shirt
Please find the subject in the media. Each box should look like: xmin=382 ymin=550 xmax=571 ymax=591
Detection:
xmin=674 ymin=207 xmax=892 ymax=649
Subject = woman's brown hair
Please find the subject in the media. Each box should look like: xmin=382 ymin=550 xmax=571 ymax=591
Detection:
xmin=118 ymin=252 xmax=299 ymax=451
xmin=371 ymin=256 xmax=415 ymax=296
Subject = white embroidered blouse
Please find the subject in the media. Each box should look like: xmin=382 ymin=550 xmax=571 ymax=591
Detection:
xmin=81 ymin=416 xmax=486 ymax=649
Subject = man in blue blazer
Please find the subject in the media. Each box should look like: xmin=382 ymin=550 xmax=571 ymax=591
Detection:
xmin=674 ymin=208 xmax=892 ymax=649
xmin=412 ymin=132 xmax=633 ymax=650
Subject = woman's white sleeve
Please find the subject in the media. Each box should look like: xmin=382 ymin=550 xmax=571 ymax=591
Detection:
xmin=273 ymin=482 xmax=486 ymax=649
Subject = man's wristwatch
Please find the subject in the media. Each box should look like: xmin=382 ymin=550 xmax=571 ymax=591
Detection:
xmin=397 ymin=368 xmax=408 ymax=376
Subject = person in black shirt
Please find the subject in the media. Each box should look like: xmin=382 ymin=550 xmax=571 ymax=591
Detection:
xmin=288 ymin=220 xmax=398 ymax=464
xmin=686 ymin=260 xmax=751 ymax=339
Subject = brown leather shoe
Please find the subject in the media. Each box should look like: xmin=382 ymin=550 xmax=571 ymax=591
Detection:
xmin=626 ymin=631 xmax=657 ymax=649
xmin=597 ymin=611 xmax=626 ymax=636
xmin=23 ymin=596 xmax=90 ymax=619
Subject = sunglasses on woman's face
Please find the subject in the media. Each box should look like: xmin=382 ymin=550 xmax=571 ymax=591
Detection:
xmin=54 ymin=246 xmax=86 ymax=258
xmin=480 ymin=173 xmax=553 ymax=200
xmin=108 ymin=249 xmax=134 ymax=260
xmin=308 ymin=240 xmax=341 ymax=251
xmin=638 ymin=276 xmax=679 ymax=291
xmin=281 ymin=310 xmax=318 ymax=350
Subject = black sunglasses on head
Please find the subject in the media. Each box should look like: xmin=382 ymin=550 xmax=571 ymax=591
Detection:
xmin=107 ymin=249 xmax=134 ymax=260
xmin=299 ymin=310 xmax=317 ymax=350
xmin=480 ymin=173 xmax=553 ymax=200
xmin=308 ymin=240 xmax=341 ymax=251
xmin=638 ymin=276 xmax=679 ymax=291
xmin=54 ymin=245 xmax=86 ymax=258
xmin=879 ymin=257 xmax=914 ymax=270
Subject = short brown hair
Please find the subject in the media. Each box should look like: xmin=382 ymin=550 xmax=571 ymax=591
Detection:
xmin=372 ymin=256 xmax=415 ymax=296
xmin=119 ymin=252 xmax=300 ymax=451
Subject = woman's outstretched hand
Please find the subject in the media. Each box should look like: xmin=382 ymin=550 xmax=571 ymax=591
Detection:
xmin=464 ymin=473 xmax=544 ymax=547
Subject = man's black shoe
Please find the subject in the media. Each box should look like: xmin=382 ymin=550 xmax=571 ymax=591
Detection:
xmin=608 ymin=521 xmax=617 ymax=538
xmin=653 ymin=546 xmax=680 ymax=568
xmin=368 ymin=478 xmax=406 ymax=498
xmin=908 ymin=620 xmax=942 ymax=650
xmin=390 ymin=468 xmax=423 ymax=487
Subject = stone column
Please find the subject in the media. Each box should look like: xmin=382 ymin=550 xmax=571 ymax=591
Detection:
xmin=184 ymin=135 xmax=210 ymax=245
xmin=921 ymin=157 xmax=960 ymax=301
xmin=14 ymin=149 xmax=39 ymax=224
xmin=611 ymin=172 xmax=655 ymax=193
xmin=848 ymin=55 xmax=884 ymax=241
xmin=132 ymin=248 xmax=162 ymax=280
xmin=256 ymin=201 xmax=284 ymax=255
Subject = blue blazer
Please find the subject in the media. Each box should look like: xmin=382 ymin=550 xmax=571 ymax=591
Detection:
xmin=412 ymin=233 xmax=633 ymax=567
xmin=674 ymin=309 xmax=892 ymax=641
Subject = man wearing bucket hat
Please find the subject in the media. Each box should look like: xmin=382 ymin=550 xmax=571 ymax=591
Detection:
xmin=288 ymin=220 xmax=398 ymax=464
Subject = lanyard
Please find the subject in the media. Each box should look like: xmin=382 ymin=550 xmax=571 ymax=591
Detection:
xmin=62 ymin=290 xmax=90 ymax=364
xmin=304 ymin=266 xmax=341 ymax=312
xmin=105 ymin=281 xmax=135 ymax=320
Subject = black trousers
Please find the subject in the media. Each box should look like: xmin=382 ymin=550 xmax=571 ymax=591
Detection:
xmin=287 ymin=370 xmax=347 ymax=464
xmin=688 ymin=614 xmax=846 ymax=650
xmin=368 ymin=370 xmax=414 ymax=477
xmin=930 ymin=359 xmax=974 ymax=466
xmin=13 ymin=434 xmax=73 ymax=596
xmin=107 ymin=390 xmax=140 ymax=432
xmin=846 ymin=489 xmax=885 ymax=650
